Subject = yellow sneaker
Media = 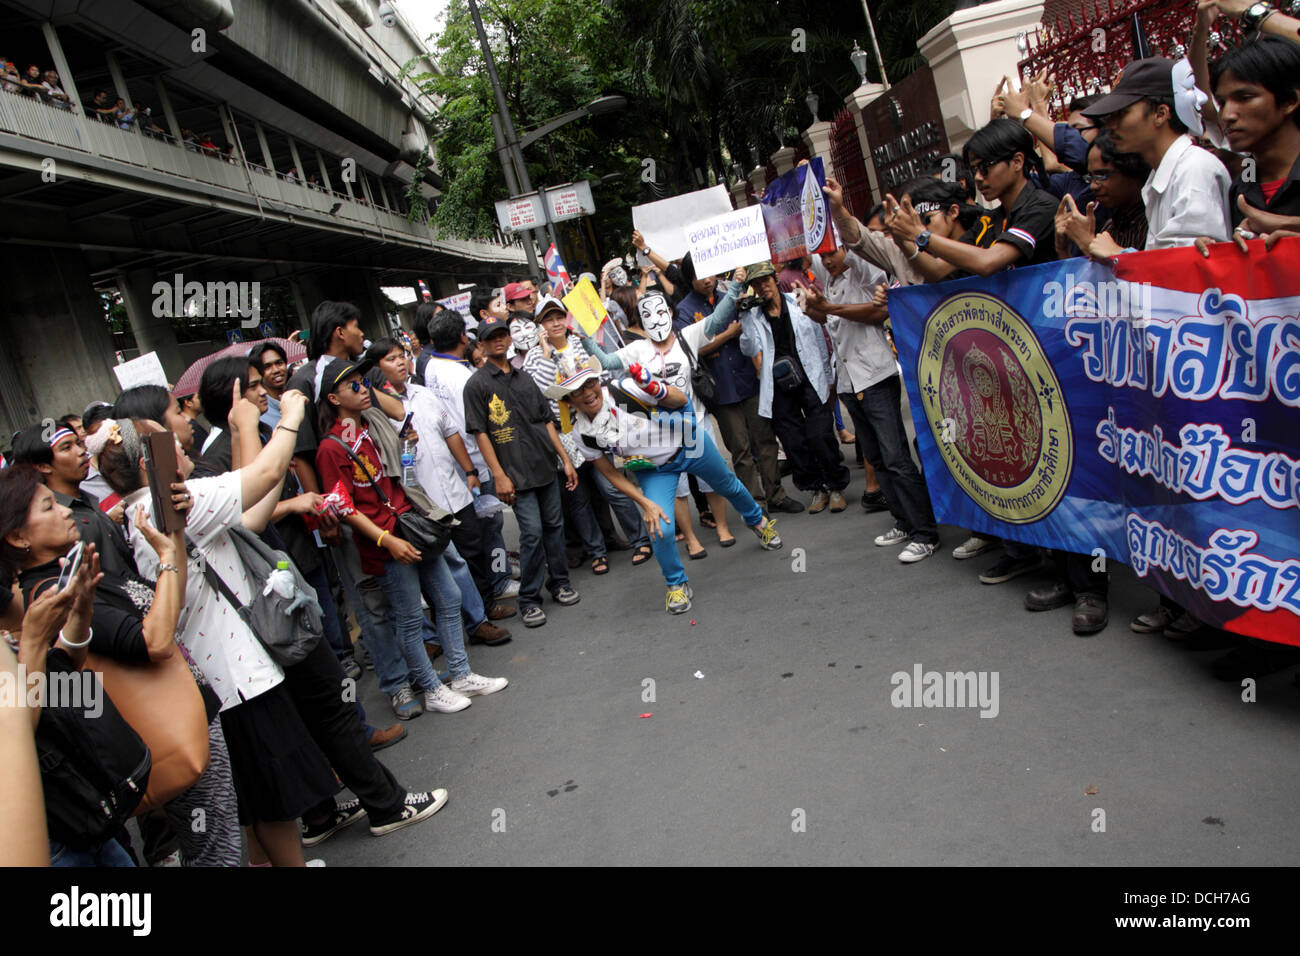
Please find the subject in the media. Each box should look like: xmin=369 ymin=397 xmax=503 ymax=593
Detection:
xmin=666 ymin=585 xmax=692 ymax=614
xmin=750 ymin=517 xmax=782 ymax=551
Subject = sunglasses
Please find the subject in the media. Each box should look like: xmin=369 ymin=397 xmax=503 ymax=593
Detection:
xmin=345 ymin=377 xmax=371 ymax=393
xmin=1082 ymin=170 xmax=1114 ymax=186
xmin=968 ymin=157 xmax=1010 ymax=178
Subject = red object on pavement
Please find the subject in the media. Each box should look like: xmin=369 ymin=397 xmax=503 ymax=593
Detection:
xmin=639 ymin=713 xmax=653 ymax=719
xmin=172 ymin=337 xmax=308 ymax=397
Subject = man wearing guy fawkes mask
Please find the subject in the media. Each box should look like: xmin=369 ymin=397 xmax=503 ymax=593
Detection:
xmin=579 ymin=286 xmax=764 ymax=556
xmin=703 ymin=260 xmax=849 ymax=513
xmin=507 ymin=309 xmax=539 ymax=370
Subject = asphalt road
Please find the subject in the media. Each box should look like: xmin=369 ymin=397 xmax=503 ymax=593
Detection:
xmin=316 ymin=481 xmax=1300 ymax=867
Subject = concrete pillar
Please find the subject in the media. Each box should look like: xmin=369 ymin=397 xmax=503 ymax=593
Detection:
xmin=747 ymin=165 xmax=768 ymax=199
xmin=41 ymin=22 xmax=82 ymax=115
xmin=217 ymin=102 xmax=237 ymax=151
xmin=287 ymin=136 xmax=306 ymax=182
xmin=801 ymin=120 xmax=837 ymax=180
xmin=155 ymin=77 xmax=183 ymax=141
xmin=117 ymin=268 xmax=188 ymax=384
xmin=253 ymin=120 xmax=275 ymax=172
xmin=315 ymin=150 xmax=334 ymax=192
xmin=0 ymin=247 xmax=123 ymax=439
xmin=917 ymin=0 xmax=1045 ymax=153
xmin=104 ymin=52 xmax=132 ymax=113
xmin=771 ymin=146 xmax=797 ymax=175
xmin=729 ymin=180 xmax=750 ymax=208
xmin=845 ymin=82 xmax=888 ymax=204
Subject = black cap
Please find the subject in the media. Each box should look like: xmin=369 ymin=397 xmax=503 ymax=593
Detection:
xmin=478 ymin=314 xmax=511 ymax=339
xmin=320 ymin=355 xmax=376 ymax=394
xmin=1081 ymin=58 xmax=1175 ymax=118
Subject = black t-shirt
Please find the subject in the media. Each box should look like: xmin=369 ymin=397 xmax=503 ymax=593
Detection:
xmin=463 ymin=361 xmax=559 ymax=492
xmin=1231 ymin=153 xmax=1300 ymax=225
xmin=994 ymin=182 xmax=1059 ymax=267
xmin=766 ymin=297 xmax=805 ymax=377
xmin=53 ymin=489 xmax=137 ymax=580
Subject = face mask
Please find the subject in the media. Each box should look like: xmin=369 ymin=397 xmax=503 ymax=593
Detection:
xmin=509 ymin=318 xmax=538 ymax=352
xmin=639 ymin=293 xmax=673 ymax=343
xmin=607 ymin=266 xmax=629 ymax=288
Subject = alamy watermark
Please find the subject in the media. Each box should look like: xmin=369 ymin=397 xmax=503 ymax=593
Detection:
xmin=152 ymin=273 xmax=262 ymax=327
xmin=0 ymin=664 xmax=102 ymax=718
xmin=890 ymin=663 xmax=999 ymax=718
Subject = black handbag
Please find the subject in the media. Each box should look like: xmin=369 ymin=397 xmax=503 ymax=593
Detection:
xmin=677 ymin=333 xmax=718 ymax=409
xmin=326 ymin=435 xmax=452 ymax=558
xmin=772 ymin=355 xmax=804 ymax=392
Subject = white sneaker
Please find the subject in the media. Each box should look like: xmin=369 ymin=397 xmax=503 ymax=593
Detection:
xmin=874 ymin=527 xmax=910 ymax=547
xmin=899 ymin=542 xmax=936 ymax=564
xmin=449 ymin=672 xmax=509 ymax=697
xmin=306 ymin=859 xmax=327 ymax=867
xmin=496 ymin=579 xmax=520 ymax=599
xmin=423 ymin=682 xmax=471 ymax=713
xmin=952 ymin=536 xmax=996 ymax=560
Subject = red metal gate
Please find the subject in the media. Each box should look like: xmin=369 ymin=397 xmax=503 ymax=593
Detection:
xmin=830 ymin=107 xmax=872 ymax=220
xmin=1019 ymin=0 xmax=1246 ymax=118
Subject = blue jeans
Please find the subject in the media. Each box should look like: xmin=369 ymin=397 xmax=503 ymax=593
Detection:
xmin=637 ymin=431 xmax=763 ymax=588
xmin=306 ymin=560 xmax=348 ymax=661
xmin=513 ymin=477 xmax=570 ymax=610
xmin=377 ymin=551 xmax=470 ymax=686
xmin=591 ymin=466 xmax=651 ymax=550
xmin=51 ymin=837 xmax=135 ymax=867
xmin=478 ymin=475 xmax=513 ymax=597
xmin=561 ymin=464 xmax=608 ymax=559
xmin=443 ymin=541 xmax=486 ymax=629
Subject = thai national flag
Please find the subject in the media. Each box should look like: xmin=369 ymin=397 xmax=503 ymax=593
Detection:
xmin=417 ymin=279 xmax=432 ymax=302
xmin=545 ymin=244 xmax=570 ymax=295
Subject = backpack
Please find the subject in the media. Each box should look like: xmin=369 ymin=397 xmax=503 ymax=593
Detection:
xmin=36 ymin=649 xmax=152 ymax=848
xmin=199 ymin=526 xmax=324 ymax=668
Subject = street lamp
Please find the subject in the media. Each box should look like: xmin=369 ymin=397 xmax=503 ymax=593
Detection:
xmin=850 ymin=41 xmax=869 ymax=87
xmin=805 ymin=88 xmax=820 ymax=123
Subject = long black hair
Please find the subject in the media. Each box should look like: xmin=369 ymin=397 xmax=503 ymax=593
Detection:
xmin=0 ymin=465 xmax=44 ymax=588
xmin=963 ymin=118 xmax=1048 ymax=189
xmin=1088 ymin=130 xmax=1152 ymax=183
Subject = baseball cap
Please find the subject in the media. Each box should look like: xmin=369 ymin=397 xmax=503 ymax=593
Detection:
xmin=745 ymin=261 xmax=777 ymax=284
xmin=1081 ymin=58 xmax=1176 ymax=118
xmin=477 ymin=314 xmax=511 ymax=340
xmin=503 ymin=281 xmax=531 ymax=302
xmin=534 ymin=295 xmax=567 ymax=320
xmin=320 ymin=355 xmax=376 ymax=393
xmin=544 ymin=366 xmax=601 ymax=400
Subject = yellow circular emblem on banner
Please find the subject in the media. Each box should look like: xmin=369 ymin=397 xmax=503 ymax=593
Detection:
xmin=916 ymin=292 xmax=1071 ymax=524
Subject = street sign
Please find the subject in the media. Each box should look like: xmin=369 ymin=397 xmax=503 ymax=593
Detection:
xmin=226 ymin=329 xmax=244 ymax=344
xmin=494 ymin=194 xmax=547 ymax=232
xmin=545 ymin=181 xmax=594 ymax=223
xmin=258 ymin=321 xmax=274 ymax=337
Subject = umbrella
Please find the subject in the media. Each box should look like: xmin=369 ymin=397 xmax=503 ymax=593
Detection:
xmin=172 ymin=337 xmax=307 ymax=397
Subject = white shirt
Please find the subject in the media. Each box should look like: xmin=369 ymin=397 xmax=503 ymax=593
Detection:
xmin=423 ymin=355 xmax=489 ymax=481
xmin=399 ymin=381 xmax=473 ymax=514
xmin=809 ymin=254 xmax=895 ymax=393
xmin=126 ymin=472 xmax=284 ymax=712
xmin=613 ymin=322 xmax=714 ymax=425
xmin=574 ymin=397 xmax=681 ymax=467
xmin=1142 ymin=134 xmax=1232 ymax=249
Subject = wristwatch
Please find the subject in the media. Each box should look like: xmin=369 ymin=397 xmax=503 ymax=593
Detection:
xmin=1017 ymin=107 xmax=1033 ymax=124
xmin=464 ymin=467 xmax=477 ymax=477
xmin=1242 ymin=1 xmax=1275 ymax=28
xmin=915 ymin=229 xmax=932 ymax=250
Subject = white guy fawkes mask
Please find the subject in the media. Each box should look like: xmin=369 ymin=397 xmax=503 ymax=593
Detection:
xmin=509 ymin=317 xmax=539 ymax=352
xmin=607 ymin=266 xmax=629 ymax=288
xmin=638 ymin=292 xmax=673 ymax=343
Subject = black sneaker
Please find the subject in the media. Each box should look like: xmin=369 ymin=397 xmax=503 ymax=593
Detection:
xmin=368 ymin=790 xmax=449 ymax=836
xmin=770 ymin=497 xmax=805 ymax=514
xmin=301 ymin=798 xmax=367 ymax=847
xmin=979 ymin=554 xmax=1041 ymax=585
xmin=860 ymin=490 xmax=888 ymax=513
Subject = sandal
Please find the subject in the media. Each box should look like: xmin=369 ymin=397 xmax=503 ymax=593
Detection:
xmin=699 ymin=511 xmax=717 ymax=530
xmin=632 ymin=545 xmax=654 ymax=565
xmin=688 ymin=548 xmax=708 ymax=560
xmin=591 ymin=556 xmax=609 ymax=575
xmin=718 ymin=535 xmax=736 ymax=548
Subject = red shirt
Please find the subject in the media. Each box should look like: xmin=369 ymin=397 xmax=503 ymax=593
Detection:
xmin=1261 ymin=179 xmax=1285 ymax=204
xmin=315 ymin=422 xmax=410 ymax=575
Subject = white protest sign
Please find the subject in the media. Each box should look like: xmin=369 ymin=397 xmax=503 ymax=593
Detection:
xmin=112 ymin=351 xmax=169 ymax=391
xmin=631 ymin=185 xmax=732 ymax=261
xmin=436 ymin=292 xmax=472 ymax=317
xmin=685 ymin=205 xmax=771 ymax=278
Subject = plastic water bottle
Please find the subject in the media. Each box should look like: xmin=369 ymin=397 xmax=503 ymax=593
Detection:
xmin=401 ymin=439 xmax=420 ymax=489
xmin=264 ymin=560 xmax=296 ymax=600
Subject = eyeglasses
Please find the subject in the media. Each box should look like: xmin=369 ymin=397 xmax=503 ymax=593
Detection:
xmin=347 ymin=377 xmax=371 ymax=393
xmin=1082 ymin=170 xmax=1114 ymax=186
xmin=968 ymin=157 xmax=1009 ymax=178
xmin=573 ymin=379 xmax=601 ymax=395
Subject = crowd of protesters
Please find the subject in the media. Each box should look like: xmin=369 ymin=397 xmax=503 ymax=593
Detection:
xmin=2 ymin=1 xmax=1300 ymax=867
